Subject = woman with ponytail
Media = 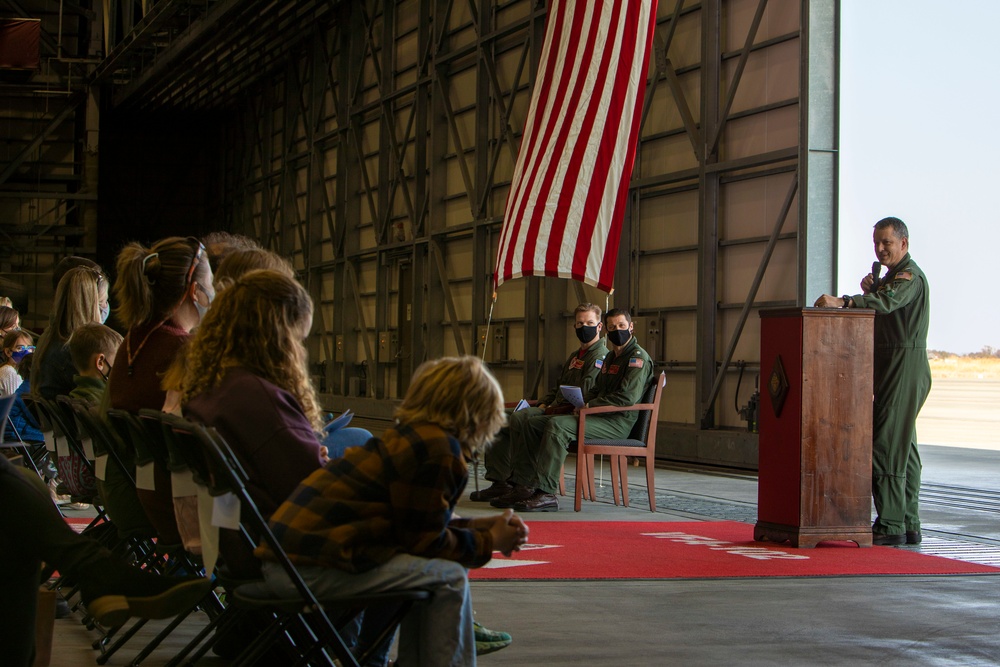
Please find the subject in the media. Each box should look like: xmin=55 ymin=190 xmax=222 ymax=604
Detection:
xmin=107 ymin=236 xmax=214 ymax=545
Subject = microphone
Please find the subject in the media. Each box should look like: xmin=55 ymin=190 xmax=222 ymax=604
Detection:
xmin=870 ymin=261 xmax=881 ymax=291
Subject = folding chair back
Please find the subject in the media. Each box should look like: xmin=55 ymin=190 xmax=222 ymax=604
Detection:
xmin=0 ymin=393 xmax=15 ymax=441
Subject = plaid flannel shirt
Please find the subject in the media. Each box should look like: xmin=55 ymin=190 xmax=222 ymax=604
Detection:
xmin=255 ymin=421 xmax=494 ymax=573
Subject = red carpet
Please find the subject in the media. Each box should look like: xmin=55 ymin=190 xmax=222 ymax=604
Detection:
xmin=470 ymin=522 xmax=1000 ymax=580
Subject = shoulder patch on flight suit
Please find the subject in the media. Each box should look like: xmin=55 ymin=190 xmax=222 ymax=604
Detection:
xmin=897 ymin=271 xmax=913 ymax=280
xmin=595 ymin=359 xmax=603 ymax=368
xmin=629 ymin=358 xmax=644 ymax=368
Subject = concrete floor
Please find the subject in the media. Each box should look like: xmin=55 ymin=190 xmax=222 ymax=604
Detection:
xmin=47 ymin=444 xmax=1000 ymax=666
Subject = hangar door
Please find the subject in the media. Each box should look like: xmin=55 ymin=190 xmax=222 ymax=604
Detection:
xmin=216 ymin=0 xmax=838 ymax=469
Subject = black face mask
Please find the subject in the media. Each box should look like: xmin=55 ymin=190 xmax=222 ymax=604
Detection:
xmin=607 ymin=329 xmax=631 ymax=347
xmin=575 ymin=325 xmax=599 ymax=344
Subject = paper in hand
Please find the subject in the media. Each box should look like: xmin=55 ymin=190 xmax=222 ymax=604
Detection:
xmin=513 ymin=399 xmax=530 ymax=411
xmin=558 ymin=385 xmax=584 ymax=408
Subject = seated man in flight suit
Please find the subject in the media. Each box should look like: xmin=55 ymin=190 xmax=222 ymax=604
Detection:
xmin=490 ymin=307 xmax=653 ymax=512
xmin=470 ymin=303 xmax=608 ymax=503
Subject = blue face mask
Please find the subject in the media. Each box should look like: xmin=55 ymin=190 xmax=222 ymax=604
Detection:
xmin=11 ymin=346 xmax=34 ymax=363
xmin=99 ymin=302 xmax=110 ymax=324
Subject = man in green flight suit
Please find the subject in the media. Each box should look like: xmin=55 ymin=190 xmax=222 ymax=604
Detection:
xmin=471 ymin=303 xmax=609 ymax=503
xmin=494 ymin=307 xmax=654 ymax=512
xmin=815 ymin=216 xmax=931 ymax=546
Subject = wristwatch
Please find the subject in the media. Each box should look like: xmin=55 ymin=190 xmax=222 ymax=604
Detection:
xmin=841 ymin=295 xmax=852 ymax=308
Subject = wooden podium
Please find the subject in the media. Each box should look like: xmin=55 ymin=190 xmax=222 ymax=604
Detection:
xmin=754 ymin=308 xmax=874 ymax=548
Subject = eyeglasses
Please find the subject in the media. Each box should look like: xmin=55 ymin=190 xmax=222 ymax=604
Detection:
xmin=185 ymin=237 xmax=207 ymax=287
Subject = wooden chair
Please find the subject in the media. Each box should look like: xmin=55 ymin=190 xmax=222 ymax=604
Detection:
xmin=573 ymin=371 xmax=666 ymax=512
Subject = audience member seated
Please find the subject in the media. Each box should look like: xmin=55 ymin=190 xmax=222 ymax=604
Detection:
xmin=0 ymin=305 xmax=20 ymax=336
xmin=67 ymin=324 xmax=122 ymax=405
xmin=256 ymin=355 xmax=527 ymax=667
xmin=0 ymin=452 xmax=211 ymax=667
xmin=490 ymin=307 xmax=654 ymax=512
xmin=176 ymin=270 xmax=326 ymax=575
xmin=2 ymin=330 xmax=44 ymax=446
xmin=471 ymin=303 xmax=608 ymax=504
xmin=209 ymin=247 xmax=375 ymax=456
xmin=31 ymin=266 xmax=110 ymax=400
xmin=107 ymin=236 xmax=214 ymax=546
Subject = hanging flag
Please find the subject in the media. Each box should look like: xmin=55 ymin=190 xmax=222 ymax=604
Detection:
xmin=493 ymin=0 xmax=658 ymax=294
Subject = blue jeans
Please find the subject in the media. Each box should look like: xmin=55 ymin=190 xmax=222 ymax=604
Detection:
xmin=261 ymin=554 xmax=475 ymax=667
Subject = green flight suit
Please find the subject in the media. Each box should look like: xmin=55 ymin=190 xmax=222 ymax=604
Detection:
xmin=515 ymin=335 xmax=653 ymax=494
xmin=486 ymin=339 xmax=608 ymax=483
xmin=850 ymin=252 xmax=931 ymax=535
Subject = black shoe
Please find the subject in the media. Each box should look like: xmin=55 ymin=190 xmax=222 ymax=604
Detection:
xmin=55 ymin=597 xmax=71 ymax=619
xmin=78 ymin=560 xmax=212 ymax=627
xmin=906 ymin=530 xmax=922 ymax=545
xmin=872 ymin=532 xmax=905 ymax=546
xmin=512 ymin=491 xmax=559 ymax=512
xmin=470 ymin=481 xmax=514 ymax=502
xmin=489 ymin=484 xmax=536 ymax=508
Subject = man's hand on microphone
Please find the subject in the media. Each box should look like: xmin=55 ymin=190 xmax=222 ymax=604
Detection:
xmin=861 ymin=274 xmax=875 ymax=294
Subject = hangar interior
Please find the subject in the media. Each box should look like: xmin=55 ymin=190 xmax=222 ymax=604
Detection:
xmin=0 ymin=0 xmax=839 ymax=470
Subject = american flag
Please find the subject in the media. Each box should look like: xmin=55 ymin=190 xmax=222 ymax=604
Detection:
xmin=494 ymin=0 xmax=658 ymax=294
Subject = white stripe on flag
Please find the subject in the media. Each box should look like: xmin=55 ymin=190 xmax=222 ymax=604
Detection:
xmin=494 ymin=0 xmax=658 ymax=293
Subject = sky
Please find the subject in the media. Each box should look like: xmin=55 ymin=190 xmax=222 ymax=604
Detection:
xmin=839 ymin=1 xmax=1000 ymax=354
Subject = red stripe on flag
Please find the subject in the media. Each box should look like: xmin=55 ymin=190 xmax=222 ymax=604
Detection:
xmin=542 ymin=2 xmax=620 ymax=278
xmin=494 ymin=0 xmax=658 ymax=292
xmin=599 ymin=5 xmax=657 ymax=290
xmin=498 ymin=1 xmax=573 ymax=285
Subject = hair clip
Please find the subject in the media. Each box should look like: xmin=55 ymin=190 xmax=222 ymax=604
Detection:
xmin=141 ymin=252 xmax=160 ymax=283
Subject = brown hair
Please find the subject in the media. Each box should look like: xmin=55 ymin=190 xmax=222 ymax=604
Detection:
xmin=394 ymin=356 xmax=506 ymax=457
xmin=177 ymin=270 xmax=321 ymax=427
xmin=574 ymin=303 xmax=602 ymax=321
xmin=67 ymin=323 xmax=124 ymax=374
xmin=202 ymin=231 xmax=261 ymax=273
xmin=32 ymin=266 xmax=108 ymax=386
xmin=214 ymin=247 xmax=294 ymax=292
xmin=2 ymin=329 xmax=33 ymax=368
xmin=0 ymin=306 xmax=19 ymax=334
xmin=114 ymin=236 xmax=211 ymax=328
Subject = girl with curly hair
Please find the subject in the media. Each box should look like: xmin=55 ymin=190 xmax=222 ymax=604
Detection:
xmin=178 ymin=269 xmax=327 ymax=574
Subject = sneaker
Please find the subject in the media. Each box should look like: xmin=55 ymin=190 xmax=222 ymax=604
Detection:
xmin=78 ymin=561 xmax=212 ymax=627
xmin=474 ymin=621 xmax=512 ymax=655
xmin=48 ymin=479 xmax=72 ymax=506
xmin=60 ymin=502 xmax=91 ymax=511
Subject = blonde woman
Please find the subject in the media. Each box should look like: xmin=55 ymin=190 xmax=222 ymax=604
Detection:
xmin=32 ymin=266 xmax=109 ymax=400
xmin=256 ymin=356 xmax=528 ymax=667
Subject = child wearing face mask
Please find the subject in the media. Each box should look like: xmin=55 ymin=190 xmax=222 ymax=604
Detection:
xmin=67 ymin=324 xmax=123 ymax=404
xmin=2 ymin=330 xmax=44 ymax=445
